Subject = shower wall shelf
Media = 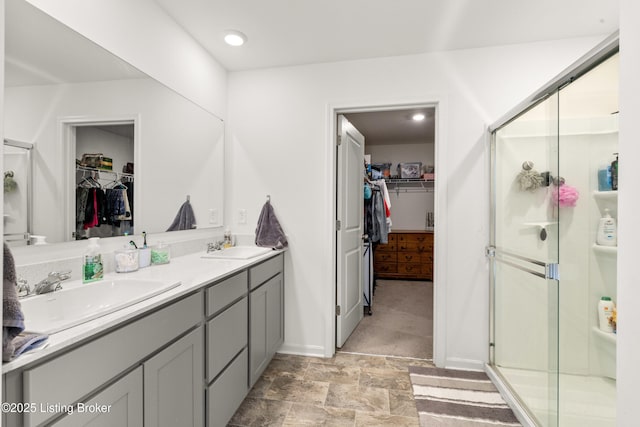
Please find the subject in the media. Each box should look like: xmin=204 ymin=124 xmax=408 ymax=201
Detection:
xmin=592 ymin=326 xmax=617 ymax=346
xmin=592 ymin=244 xmax=617 ymax=255
xmin=593 ymin=190 xmax=618 ymax=201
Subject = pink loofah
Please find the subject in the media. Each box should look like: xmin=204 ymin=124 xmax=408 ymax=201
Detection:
xmin=552 ymin=184 xmax=579 ymax=207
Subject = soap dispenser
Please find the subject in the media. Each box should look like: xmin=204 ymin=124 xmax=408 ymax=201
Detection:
xmin=223 ymin=228 xmax=233 ymax=249
xmin=83 ymin=237 xmax=104 ymax=283
xmin=596 ymin=208 xmax=617 ymax=246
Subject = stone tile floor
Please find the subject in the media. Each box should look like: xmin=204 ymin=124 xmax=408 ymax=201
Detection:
xmin=229 ymin=352 xmax=434 ymax=426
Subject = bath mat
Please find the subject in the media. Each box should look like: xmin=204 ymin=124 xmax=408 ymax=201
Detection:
xmin=409 ymin=366 xmax=521 ymax=426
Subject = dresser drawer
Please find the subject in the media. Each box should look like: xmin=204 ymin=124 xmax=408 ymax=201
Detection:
xmin=408 ymin=233 xmax=433 ymax=243
xmin=375 ymin=263 xmax=397 ymax=274
xmin=397 ymin=241 xmax=419 ymax=251
xmin=375 ymin=242 xmax=396 ymax=252
xmin=421 ymin=252 xmax=433 ymax=263
xmin=416 ymin=243 xmax=433 ymax=253
xmin=397 ymin=262 xmax=422 ymax=275
xmin=375 ymin=252 xmax=397 ymax=263
xmin=398 ymin=252 xmax=420 ymax=263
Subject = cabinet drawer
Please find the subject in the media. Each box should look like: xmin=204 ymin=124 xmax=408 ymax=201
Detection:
xmin=23 ymin=292 xmax=202 ymax=427
xmin=398 ymin=252 xmax=420 ymax=263
xmin=397 ymin=262 xmax=422 ymax=274
xmin=398 ymin=242 xmax=419 ymax=251
xmin=206 ymin=271 xmax=248 ymax=317
xmin=375 ymin=243 xmax=396 ymax=252
xmin=374 ymin=252 xmax=397 ymax=263
xmin=207 ymin=297 xmax=248 ymax=382
xmin=406 ymin=233 xmax=433 ymax=243
xmin=421 ymin=252 xmax=433 ymax=263
xmin=422 ymin=264 xmax=433 ymax=275
xmin=250 ymin=254 xmax=283 ymax=290
xmin=375 ymin=263 xmax=397 ymax=273
xmin=416 ymin=244 xmax=433 ymax=253
xmin=208 ymin=348 xmax=248 ymax=427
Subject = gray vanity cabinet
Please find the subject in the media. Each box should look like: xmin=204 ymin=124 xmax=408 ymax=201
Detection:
xmin=144 ymin=326 xmax=204 ymax=427
xmin=51 ymin=367 xmax=143 ymax=427
xmin=205 ymin=271 xmax=249 ymax=427
xmin=249 ymin=254 xmax=284 ymax=387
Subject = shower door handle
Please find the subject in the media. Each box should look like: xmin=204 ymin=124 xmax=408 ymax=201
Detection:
xmin=486 ymin=246 xmax=559 ymax=280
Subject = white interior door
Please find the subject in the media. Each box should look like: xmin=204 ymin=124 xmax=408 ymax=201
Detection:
xmin=336 ymin=115 xmax=365 ymax=348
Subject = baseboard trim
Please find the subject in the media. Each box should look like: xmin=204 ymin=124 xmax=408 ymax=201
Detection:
xmin=277 ymin=343 xmax=327 ymax=358
xmin=444 ymin=357 xmax=486 ymax=372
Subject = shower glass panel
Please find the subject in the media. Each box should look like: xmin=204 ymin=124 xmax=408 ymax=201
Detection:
xmin=3 ymin=140 xmax=33 ymax=246
xmin=491 ymin=50 xmax=618 ymax=427
xmin=491 ymin=93 xmax=560 ymax=427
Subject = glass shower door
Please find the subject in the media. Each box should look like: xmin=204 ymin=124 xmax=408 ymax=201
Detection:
xmin=490 ymin=92 xmax=560 ymax=427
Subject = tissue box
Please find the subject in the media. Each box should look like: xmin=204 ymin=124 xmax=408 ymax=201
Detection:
xmin=397 ymin=162 xmax=422 ymax=179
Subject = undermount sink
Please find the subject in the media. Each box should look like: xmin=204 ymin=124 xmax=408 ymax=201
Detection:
xmin=202 ymin=246 xmax=273 ymax=260
xmin=21 ymin=278 xmax=181 ymax=335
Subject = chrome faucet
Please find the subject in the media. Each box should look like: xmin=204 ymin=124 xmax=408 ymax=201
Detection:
xmin=16 ymin=276 xmax=31 ymax=298
xmin=33 ymin=271 xmax=71 ymax=295
xmin=207 ymin=241 xmax=224 ymax=253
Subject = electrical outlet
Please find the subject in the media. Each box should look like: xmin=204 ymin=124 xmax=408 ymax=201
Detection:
xmin=209 ymin=208 xmax=218 ymax=225
xmin=238 ymin=209 xmax=247 ymax=224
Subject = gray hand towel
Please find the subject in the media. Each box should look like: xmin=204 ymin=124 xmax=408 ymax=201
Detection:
xmin=3 ymin=244 xmax=49 ymax=362
xmin=166 ymin=200 xmax=197 ymax=231
xmin=3 ymin=243 xmax=25 ymax=362
xmin=255 ymin=201 xmax=288 ymax=249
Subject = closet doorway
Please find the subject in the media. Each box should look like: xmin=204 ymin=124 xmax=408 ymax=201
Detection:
xmin=62 ymin=118 xmax=137 ymax=242
xmin=335 ymin=106 xmax=437 ymax=361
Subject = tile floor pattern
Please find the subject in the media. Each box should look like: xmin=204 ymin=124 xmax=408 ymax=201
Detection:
xmin=229 ymin=352 xmax=434 ymax=426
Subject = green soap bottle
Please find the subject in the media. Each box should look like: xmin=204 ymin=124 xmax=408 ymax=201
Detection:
xmin=83 ymin=237 xmax=104 ymax=283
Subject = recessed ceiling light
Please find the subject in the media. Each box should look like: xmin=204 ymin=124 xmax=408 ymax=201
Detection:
xmin=224 ymin=30 xmax=247 ymax=47
xmin=412 ymin=113 xmax=426 ymax=121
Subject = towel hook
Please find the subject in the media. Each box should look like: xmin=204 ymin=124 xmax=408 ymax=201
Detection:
xmin=186 ymin=194 xmax=190 ymax=202
xmin=266 ymin=195 xmax=271 ymax=203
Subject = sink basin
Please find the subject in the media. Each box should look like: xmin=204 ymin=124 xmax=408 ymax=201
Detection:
xmin=202 ymin=246 xmax=273 ymax=260
xmin=21 ymin=278 xmax=181 ymax=334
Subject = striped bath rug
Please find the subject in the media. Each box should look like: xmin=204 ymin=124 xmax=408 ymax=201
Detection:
xmin=409 ymin=366 xmax=521 ymax=426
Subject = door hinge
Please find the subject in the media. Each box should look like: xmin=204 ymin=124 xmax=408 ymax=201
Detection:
xmin=336 ymin=220 xmax=341 ymax=231
xmin=337 ymin=135 xmax=342 ymax=146
xmin=485 ymin=246 xmax=496 ymax=258
xmin=546 ymin=263 xmax=560 ymax=280
xmin=336 ymin=305 xmax=341 ymax=316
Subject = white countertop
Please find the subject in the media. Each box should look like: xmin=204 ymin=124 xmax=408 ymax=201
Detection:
xmin=3 ymin=249 xmax=284 ymax=373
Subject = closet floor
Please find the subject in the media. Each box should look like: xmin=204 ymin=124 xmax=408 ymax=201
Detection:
xmin=340 ymin=279 xmax=433 ymax=360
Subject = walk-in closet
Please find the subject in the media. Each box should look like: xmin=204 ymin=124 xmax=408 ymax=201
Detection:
xmin=340 ymin=108 xmax=435 ymax=360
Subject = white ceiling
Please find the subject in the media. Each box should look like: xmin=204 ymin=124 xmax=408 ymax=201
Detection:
xmin=345 ymin=108 xmax=435 ymax=146
xmin=155 ymin=0 xmax=619 ymax=72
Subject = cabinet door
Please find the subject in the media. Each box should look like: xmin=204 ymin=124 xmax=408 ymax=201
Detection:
xmin=144 ymin=327 xmax=204 ymax=427
xmin=52 ymin=367 xmax=143 ymax=427
xmin=249 ymin=273 xmax=284 ymax=386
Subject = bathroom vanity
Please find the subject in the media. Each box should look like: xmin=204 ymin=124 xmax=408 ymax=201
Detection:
xmin=2 ymin=251 xmax=285 ymax=427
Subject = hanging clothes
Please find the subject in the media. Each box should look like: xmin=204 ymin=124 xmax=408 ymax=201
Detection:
xmin=364 ymin=182 xmax=389 ymax=244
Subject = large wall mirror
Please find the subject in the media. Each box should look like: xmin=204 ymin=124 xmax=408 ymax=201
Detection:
xmin=3 ymin=0 xmax=224 ymax=246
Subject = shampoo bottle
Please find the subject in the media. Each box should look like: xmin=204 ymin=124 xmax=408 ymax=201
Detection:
xmin=598 ymin=296 xmax=615 ymax=333
xmin=83 ymin=237 xmax=104 ymax=283
xmin=596 ymin=208 xmax=617 ymax=246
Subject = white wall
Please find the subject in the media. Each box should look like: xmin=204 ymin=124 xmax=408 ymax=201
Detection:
xmin=367 ymin=142 xmax=434 ymax=230
xmin=226 ymin=36 xmax=606 ymax=366
xmin=23 ymin=0 xmax=227 ymax=119
xmin=617 ymin=0 xmax=639 ymax=422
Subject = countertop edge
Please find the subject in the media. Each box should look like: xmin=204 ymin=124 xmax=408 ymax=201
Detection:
xmin=2 ymin=249 xmax=285 ymax=374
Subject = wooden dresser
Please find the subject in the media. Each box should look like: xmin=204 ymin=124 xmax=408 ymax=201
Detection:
xmin=374 ymin=230 xmax=434 ymax=280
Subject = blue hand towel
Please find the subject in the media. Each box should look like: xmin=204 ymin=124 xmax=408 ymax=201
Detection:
xmin=255 ymin=201 xmax=288 ymax=249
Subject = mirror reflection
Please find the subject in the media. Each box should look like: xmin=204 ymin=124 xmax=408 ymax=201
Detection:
xmin=3 ymin=0 xmax=224 ymax=246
